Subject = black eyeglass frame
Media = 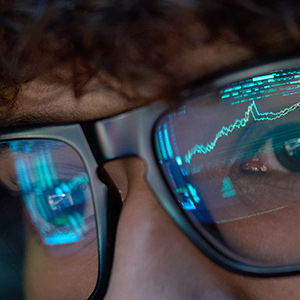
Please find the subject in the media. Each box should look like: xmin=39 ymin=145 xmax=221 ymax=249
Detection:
xmin=0 ymin=124 xmax=115 ymax=300
xmin=2 ymin=55 xmax=300 ymax=300
xmin=88 ymin=55 xmax=300 ymax=278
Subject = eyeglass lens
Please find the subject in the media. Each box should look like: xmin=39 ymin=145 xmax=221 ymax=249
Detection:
xmin=0 ymin=139 xmax=98 ymax=300
xmin=155 ymin=67 xmax=300 ymax=267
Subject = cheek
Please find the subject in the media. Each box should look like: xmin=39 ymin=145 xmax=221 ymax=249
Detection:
xmin=24 ymin=233 xmax=98 ymax=300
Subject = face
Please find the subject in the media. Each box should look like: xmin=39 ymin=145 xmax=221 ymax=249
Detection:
xmin=1 ymin=8 xmax=300 ymax=300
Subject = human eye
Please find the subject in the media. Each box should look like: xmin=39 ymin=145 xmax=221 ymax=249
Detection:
xmin=241 ymin=124 xmax=300 ymax=174
xmin=1 ymin=139 xmax=98 ymax=256
xmin=0 ymin=140 xmax=99 ymax=300
xmin=192 ymin=110 xmax=300 ymax=266
xmin=154 ymin=66 xmax=300 ymax=266
xmin=231 ymin=122 xmax=300 ymax=209
xmin=224 ymin=121 xmax=300 ymax=221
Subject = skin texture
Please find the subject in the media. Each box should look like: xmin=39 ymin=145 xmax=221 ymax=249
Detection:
xmin=2 ymin=24 xmax=300 ymax=300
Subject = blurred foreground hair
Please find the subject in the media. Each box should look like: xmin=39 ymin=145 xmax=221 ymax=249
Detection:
xmin=0 ymin=0 xmax=300 ymax=102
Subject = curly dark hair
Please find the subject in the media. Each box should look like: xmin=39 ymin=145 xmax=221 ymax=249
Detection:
xmin=0 ymin=0 xmax=300 ymax=103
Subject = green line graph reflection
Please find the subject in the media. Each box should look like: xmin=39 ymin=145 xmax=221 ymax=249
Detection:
xmin=184 ymin=100 xmax=300 ymax=164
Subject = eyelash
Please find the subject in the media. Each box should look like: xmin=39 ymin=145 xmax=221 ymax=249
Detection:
xmin=235 ymin=122 xmax=300 ymax=173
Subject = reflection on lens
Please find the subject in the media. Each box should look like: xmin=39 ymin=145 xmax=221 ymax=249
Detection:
xmin=10 ymin=140 xmax=93 ymax=246
xmin=0 ymin=139 xmax=98 ymax=300
xmin=155 ymin=67 xmax=300 ymax=267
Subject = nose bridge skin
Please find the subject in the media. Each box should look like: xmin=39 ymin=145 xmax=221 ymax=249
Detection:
xmin=84 ymin=100 xmax=213 ymax=268
xmin=102 ymin=158 xmax=240 ymax=300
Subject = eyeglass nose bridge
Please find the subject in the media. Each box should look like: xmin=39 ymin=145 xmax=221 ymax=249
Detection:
xmin=90 ymin=101 xmax=168 ymax=164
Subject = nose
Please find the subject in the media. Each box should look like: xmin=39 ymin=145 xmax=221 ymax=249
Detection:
xmin=102 ymin=158 xmax=239 ymax=300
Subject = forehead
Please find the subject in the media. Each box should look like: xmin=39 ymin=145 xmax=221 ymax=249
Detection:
xmin=0 ymin=0 xmax=298 ymax=128
xmin=1 ymin=41 xmax=254 ymax=127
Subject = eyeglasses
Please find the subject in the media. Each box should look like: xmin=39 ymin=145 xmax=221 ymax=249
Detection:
xmin=2 ymin=56 xmax=300 ymax=300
